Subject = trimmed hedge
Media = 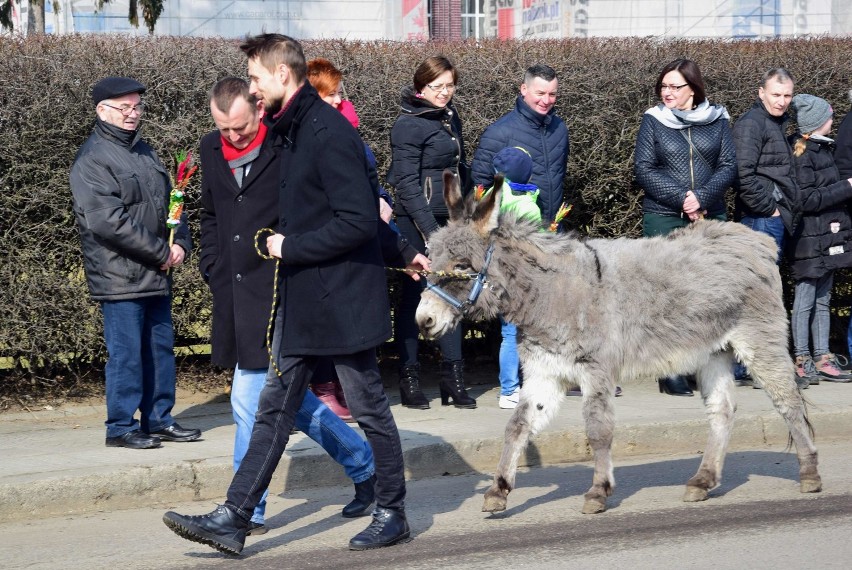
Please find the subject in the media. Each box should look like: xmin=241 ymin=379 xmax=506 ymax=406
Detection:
xmin=2 ymin=35 xmax=852 ymax=397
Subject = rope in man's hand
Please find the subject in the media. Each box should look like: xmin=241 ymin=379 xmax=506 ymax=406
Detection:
xmin=254 ymin=227 xmax=478 ymax=378
xmin=255 ymin=227 xmax=285 ymax=378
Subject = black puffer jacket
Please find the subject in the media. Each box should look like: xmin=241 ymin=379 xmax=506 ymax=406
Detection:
xmin=634 ymin=112 xmax=736 ymax=218
xmin=785 ymin=135 xmax=852 ymax=280
xmin=732 ymin=101 xmax=800 ymax=233
xmin=70 ymin=119 xmax=190 ymax=301
xmin=387 ymin=86 xmax=468 ymax=239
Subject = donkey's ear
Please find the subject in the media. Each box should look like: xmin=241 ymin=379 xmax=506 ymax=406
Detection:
xmin=443 ymin=169 xmax=465 ymax=222
xmin=471 ymin=173 xmax=502 ymax=236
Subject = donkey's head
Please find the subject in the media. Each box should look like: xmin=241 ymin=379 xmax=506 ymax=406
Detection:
xmin=415 ymin=169 xmax=503 ymax=339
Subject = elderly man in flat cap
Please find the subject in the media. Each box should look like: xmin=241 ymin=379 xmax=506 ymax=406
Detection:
xmin=70 ymin=77 xmax=201 ymax=449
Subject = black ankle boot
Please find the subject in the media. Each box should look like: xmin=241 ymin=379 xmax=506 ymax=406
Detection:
xmin=399 ymin=364 xmax=429 ymax=409
xmin=162 ymin=504 xmax=248 ymax=555
xmin=348 ymin=506 xmax=411 ymax=550
xmin=343 ymin=474 xmax=376 ymax=517
xmin=658 ymin=375 xmax=694 ymax=397
xmin=439 ymin=360 xmax=476 ymax=408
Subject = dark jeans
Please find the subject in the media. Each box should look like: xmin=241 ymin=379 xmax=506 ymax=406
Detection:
xmin=101 ymin=296 xmax=176 ymax=437
xmin=395 ymin=214 xmax=462 ymax=366
xmin=226 ymin=309 xmax=405 ymax=520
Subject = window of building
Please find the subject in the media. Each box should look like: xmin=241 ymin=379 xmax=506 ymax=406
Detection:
xmin=461 ymin=0 xmax=485 ymax=38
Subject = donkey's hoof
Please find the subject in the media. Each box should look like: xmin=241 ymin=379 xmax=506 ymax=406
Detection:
xmin=581 ymin=497 xmax=607 ymax=514
xmin=683 ymin=486 xmax=709 ymax=502
xmin=482 ymin=491 xmax=508 ymax=513
xmin=800 ymin=478 xmax=822 ymax=494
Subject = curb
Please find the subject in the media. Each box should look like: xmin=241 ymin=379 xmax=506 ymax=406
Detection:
xmin=1 ymin=408 xmax=847 ymax=523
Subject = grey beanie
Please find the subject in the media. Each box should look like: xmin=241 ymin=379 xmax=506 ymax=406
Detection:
xmin=792 ymin=94 xmax=833 ymax=134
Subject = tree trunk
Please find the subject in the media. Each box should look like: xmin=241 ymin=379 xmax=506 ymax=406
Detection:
xmin=27 ymin=0 xmax=44 ymax=34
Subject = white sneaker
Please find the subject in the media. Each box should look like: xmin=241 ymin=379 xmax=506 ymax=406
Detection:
xmin=498 ymin=389 xmax=520 ymax=409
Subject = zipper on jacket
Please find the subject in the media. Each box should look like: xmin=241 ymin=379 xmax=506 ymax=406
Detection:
xmin=686 ymin=127 xmax=695 ymax=219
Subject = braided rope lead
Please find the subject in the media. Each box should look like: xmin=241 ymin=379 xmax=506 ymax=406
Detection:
xmin=254 ymin=228 xmax=285 ymax=378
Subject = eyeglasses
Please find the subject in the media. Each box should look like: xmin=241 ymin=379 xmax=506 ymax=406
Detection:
xmin=425 ymin=83 xmax=456 ymax=93
xmin=660 ymin=83 xmax=689 ymax=93
xmin=101 ymin=102 xmax=146 ymax=116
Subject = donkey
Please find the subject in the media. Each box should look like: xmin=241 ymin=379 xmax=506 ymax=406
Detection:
xmin=415 ymin=170 xmax=821 ymax=515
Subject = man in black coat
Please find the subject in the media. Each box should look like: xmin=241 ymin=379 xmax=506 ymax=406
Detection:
xmin=70 ymin=77 xmax=200 ymax=450
xmin=164 ymin=35 xmax=426 ymax=555
xmin=732 ymin=67 xmax=800 ymax=261
xmin=198 ymin=77 xmax=379 ymax=535
xmin=834 ymin=89 xmax=852 ymax=178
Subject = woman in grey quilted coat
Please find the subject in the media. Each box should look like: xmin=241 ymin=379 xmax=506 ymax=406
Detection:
xmin=634 ymin=58 xmax=737 ymax=396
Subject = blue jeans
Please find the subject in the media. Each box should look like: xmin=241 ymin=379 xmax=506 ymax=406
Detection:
xmin=498 ymin=317 xmax=520 ymax=396
xmin=740 ymin=215 xmax=785 ymax=264
xmin=101 ymin=296 xmax=176 ymax=438
xmin=792 ymin=274 xmax=833 ymax=358
xmin=232 ymin=365 xmax=375 ymax=525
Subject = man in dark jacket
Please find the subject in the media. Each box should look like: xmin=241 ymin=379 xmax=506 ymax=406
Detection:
xmin=70 ymin=77 xmax=201 ymax=450
xmin=164 ymin=35 xmax=426 ymax=555
xmin=732 ymin=67 xmax=800 ymax=260
xmin=834 ymin=89 xmax=852 ymax=178
xmin=833 ymin=90 xmax=852 ymax=362
xmin=472 ymin=64 xmax=570 ymax=229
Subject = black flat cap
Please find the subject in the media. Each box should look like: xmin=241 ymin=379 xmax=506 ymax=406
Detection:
xmin=91 ymin=77 xmax=146 ymax=105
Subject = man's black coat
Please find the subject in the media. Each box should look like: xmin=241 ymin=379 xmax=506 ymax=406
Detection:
xmin=199 ymin=127 xmax=283 ymax=369
xmin=270 ymin=83 xmax=395 ymax=356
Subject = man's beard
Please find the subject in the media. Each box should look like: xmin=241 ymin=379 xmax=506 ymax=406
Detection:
xmin=264 ymin=95 xmax=283 ymax=116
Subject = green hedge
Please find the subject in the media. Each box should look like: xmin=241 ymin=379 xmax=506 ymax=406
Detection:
xmin=2 ymin=35 xmax=852 ymax=396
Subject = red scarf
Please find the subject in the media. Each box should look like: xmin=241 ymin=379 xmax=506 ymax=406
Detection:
xmin=220 ymin=121 xmax=267 ymax=169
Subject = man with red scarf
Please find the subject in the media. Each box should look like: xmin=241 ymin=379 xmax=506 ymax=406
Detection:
xmin=198 ymin=77 xmax=378 ymax=536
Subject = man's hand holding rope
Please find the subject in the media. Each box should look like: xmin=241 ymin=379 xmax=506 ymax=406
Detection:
xmin=265 ymin=231 xmax=431 ymax=281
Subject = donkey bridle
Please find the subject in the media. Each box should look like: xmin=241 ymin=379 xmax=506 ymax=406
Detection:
xmin=423 ymin=242 xmax=495 ymax=315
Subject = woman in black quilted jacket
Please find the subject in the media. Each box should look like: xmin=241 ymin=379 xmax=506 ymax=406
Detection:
xmin=634 ymin=58 xmax=737 ymax=396
xmin=386 ymin=56 xmax=476 ymax=410
xmin=787 ymin=94 xmax=852 ymax=385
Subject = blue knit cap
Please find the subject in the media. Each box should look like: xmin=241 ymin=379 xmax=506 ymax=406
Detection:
xmin=493 ymin=146 xmax=533 ymax=184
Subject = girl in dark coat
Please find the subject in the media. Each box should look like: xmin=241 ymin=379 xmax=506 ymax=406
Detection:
xmin=387 ymin=56 xmax=476 ymax=410
xmin=787 ymin=94 xmax=852 ymax=384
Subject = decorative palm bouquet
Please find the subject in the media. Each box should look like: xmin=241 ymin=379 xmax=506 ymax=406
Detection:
xmin=166 ymin=151 xmax=197 ymax=272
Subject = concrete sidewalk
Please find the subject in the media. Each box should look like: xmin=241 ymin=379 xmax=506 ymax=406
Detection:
xmin=1 ymin=372 xmax=850 ymax=523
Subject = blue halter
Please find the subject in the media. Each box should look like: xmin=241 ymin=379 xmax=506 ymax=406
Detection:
xmin=423 ymin=242 xmax=495 ymax=315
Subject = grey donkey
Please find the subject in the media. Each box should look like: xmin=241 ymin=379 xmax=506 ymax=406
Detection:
xmin=415 ymin=170 xmax=821 ymax=515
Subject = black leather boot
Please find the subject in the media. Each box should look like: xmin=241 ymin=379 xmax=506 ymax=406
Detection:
xmin=439 ymin=360 xmax=476 ymax=408
xmin=348 ymin=506 xmax=411 ymax=550
xmin=399 ymin=364 xmax=429 ymax=409
xmin=658 ymin=375 xmax=694 ymax=397
xmin=162 ymin=504 xmax=248 ymax=555
xmin=342 ymin=474 xmax=376 ymax=517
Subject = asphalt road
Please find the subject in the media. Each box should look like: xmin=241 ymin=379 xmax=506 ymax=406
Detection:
xmin=4 ymin=439 xmax=851 ymax=569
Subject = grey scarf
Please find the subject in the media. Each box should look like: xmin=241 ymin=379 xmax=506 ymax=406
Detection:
xmin=228 ymin=146 xmax=262 ymax=188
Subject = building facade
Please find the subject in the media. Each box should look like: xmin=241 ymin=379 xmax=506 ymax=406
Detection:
xmin=7 ymin=0 xmax=852 ymax=39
